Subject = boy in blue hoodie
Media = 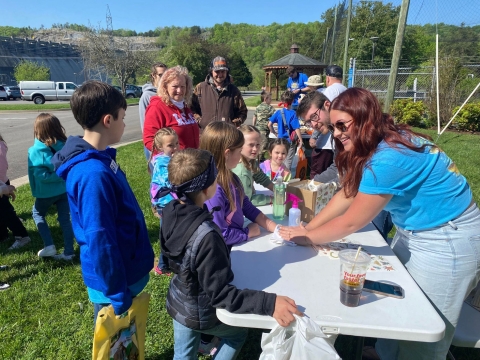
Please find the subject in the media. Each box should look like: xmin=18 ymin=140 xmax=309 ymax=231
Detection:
xmin=52 ymin=81 xmax=154 ymax=323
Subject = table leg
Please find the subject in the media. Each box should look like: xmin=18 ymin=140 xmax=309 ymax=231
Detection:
xmin=354 ymin=336 xmax=365 ymax=360
xmin=334 ymin=335 xmax=365 ymax=360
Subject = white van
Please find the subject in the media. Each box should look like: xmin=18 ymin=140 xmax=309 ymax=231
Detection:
xmin=19 ymin=81 xmax=78 ymax=104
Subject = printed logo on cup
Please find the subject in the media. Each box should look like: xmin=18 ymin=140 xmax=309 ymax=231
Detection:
xmin=343 ymin=271 xmax=366 ymax=285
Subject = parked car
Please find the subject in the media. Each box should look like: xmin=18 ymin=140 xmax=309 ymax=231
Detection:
xmin=127 ymin=84 xmax=142 ymax=98
xmin=113 ymin=85 xmax=141 ymax=99
xmin=4 ymin=86 xmax=21 ymax=100
xmin=19 ymin=81 xmax=78 ymax=104
xmin=0 ymin=86 xmax=7 ymax=101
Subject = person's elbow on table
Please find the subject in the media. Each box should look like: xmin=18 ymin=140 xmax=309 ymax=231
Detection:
xmin=273 ymin=295 xmax=304 ymax=327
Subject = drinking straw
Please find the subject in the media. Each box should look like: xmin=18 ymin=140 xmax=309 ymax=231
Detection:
xmin=349 ymin=246 xmax=363 ymax=277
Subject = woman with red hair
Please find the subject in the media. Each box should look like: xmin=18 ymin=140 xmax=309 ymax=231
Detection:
xmin=280 ymin=87 xmax=480 ymax=360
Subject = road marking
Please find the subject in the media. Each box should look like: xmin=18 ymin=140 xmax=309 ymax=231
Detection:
xmin=0 ymin=117 xmax=28 ymax=120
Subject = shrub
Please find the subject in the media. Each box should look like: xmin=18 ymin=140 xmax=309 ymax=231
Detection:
xmin=390 ymin=99 xmax=431 ymax=128
xmin=452 ymin=102 xmax=480 ymax=132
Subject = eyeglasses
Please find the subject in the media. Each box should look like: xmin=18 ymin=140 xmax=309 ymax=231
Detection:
xmin=327 ymin=119 xmax=353 ymax=134
xmin=303 ymin=108 xmax=322 ymax=127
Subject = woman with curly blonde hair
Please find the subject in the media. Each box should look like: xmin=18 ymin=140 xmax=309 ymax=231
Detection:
xmin=143 ymin=65 xmax=199 ymax=152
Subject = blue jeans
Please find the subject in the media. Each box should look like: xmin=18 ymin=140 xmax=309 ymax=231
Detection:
xmin=144 ymin=146 xmax=154 ymax=173
xmin=173 ymin=319 xmax=248 ymax=360
xmin=376 ymin=202 xmax=480 ymax=360
xmin=157 ymin=217 xmax=169 ymax=270
xmin=32 ymin=193 xmax=74 ymax=255
xmin=372 ymin=210 xmax=393 ymax=242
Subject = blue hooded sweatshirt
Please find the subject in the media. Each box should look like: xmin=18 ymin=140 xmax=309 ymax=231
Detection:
xmin=52 ymin=136 xmax=154 ymax=314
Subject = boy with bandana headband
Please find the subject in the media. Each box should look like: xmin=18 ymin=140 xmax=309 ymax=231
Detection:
xmin=159 ymin=148 xmax=303 ymax=359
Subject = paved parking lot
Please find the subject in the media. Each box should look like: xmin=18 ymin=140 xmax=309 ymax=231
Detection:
xmin=0 ymin=99 xmax=71 ymax=105
xmin=1 ymin=106 xmax=255 ymax=182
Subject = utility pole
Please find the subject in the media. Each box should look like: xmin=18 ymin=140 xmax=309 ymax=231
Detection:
xmin=370 ymin=37 xmax=379 ymax=67
xmin=384 ymin=0 xmax=410 ymax=113
xmin=323 ymin=27 xmax=330 ymax=63
xmin=342 ymin=0 xmax=353 ymax=85
xmin=329 ymin=5 xmax=338 ymax=64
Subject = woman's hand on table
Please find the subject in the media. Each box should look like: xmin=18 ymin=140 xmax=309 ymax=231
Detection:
xmin=247 ymin=223 xmax=261 ymax=238
xmin=278 ymin=223 xmax=312 ymax=246
xmin=273 ymin=295 xmax=304 ymax=327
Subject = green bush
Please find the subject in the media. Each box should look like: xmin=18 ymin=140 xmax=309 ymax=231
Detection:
xmin=452 ymin=102 xmax=480 ymax=132
xmin=390 ymin=99 xmax=430 ymax=128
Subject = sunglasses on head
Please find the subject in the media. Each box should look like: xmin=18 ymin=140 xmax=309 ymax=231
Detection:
xmin=327 ymin=119 xmax=353 ymax=134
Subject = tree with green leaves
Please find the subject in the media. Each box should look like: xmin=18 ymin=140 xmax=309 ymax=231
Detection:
xmin=14 ymin=60 xmax=50 ymax=81
xmin=228 ymin=52 xmax=252 ymax=87
xmin=161 ymin=34 xmax=252 ymax=87
xmin=161 ymin=34 xmax=212 ymax=85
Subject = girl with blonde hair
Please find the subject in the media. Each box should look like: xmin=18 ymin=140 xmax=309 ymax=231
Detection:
xmin=200 ymin=122 xmax=277 ymax=246
xmin=233 ymin=125 xmax=274 ymax=206
xmin=149 ymin=127 xmax=179 ymax=275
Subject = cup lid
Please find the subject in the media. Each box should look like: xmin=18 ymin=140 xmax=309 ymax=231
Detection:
xmin=338 ymin=249 xmax=371 ymax=265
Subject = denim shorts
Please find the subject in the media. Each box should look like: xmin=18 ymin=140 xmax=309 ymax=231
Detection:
xmin=376 ymin=202 xmax=480 ymax=360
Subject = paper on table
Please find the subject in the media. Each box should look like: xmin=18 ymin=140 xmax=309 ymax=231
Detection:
xmin=270 ymin=225 xmax=297 ymax=246
xmin=312 ymin=239 xmax=395 ymax=271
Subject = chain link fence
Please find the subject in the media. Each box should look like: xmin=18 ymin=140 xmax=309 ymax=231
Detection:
xmin=350 ymin=59 xmax=480 ymax=122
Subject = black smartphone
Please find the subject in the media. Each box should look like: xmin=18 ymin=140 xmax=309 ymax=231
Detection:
xmin=363 ymin=280 xmax=405 ymax=299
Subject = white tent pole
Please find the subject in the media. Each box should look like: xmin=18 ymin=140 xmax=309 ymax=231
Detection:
xmin=438 ymin=82 xmax=480 ymax=136
xmin=436 ymin=34 xmax=440 ymax=134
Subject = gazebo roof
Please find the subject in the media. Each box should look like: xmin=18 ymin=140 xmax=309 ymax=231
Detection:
xmin=263 ymin=44 xmax=326 ymax=69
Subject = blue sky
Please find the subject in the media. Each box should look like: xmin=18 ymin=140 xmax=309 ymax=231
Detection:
xmin=2 ymin=0 xmax=477 ymax=32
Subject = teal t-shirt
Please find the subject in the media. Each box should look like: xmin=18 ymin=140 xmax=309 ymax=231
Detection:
xmin=359 ymin=138 xmax=471 ymax=230
xmin=87 ymin=274 xmax=149 ymax=305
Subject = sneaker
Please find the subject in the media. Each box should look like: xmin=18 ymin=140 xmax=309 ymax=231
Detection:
xmin=37 ymin=245 xmax=57 ymax=257
xmin=154 ymin=266 xmax=171 ymax=276
xmin=53 ymin=253 xmax=75 ymax=261
xmin=0 ymin=283 xmax=10 ymax=291
xmin=9 ymin=236 xmax=31 ymax=250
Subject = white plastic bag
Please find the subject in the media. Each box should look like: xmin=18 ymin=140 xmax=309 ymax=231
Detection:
xmin=259 ymin=315 xmax=341 ymax=360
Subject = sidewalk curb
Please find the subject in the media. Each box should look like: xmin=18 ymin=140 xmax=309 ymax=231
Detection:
xmin=247 ymin=105 xmax=283 ymax=111
xmin=10 ymin=139 xmax=142 ymax=188
xmin=0 ymin=103 xmax=138 ymax=114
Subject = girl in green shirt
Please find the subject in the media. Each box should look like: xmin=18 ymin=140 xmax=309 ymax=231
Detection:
xmin=233 ymin=125 xmax=273 ymax=206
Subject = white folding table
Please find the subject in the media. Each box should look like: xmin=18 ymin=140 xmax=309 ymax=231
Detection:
xmin=217 ymin=187 xmax=445 ymax=358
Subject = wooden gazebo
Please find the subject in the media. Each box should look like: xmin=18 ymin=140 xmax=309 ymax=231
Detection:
xmin=263 ymin=44 xmax=327 ymax=100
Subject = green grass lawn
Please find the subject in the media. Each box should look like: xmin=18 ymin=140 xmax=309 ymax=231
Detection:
xmin=244 ymin=95 xmax=261 ymax=107
xmin=0 ymin=98 xmax=139 ymax=112
xmin=0 ymin=135 xmax=479 ymax=359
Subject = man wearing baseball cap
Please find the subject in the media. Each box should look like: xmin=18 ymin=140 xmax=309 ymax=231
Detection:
xmin=191 ymin=56 xmax=247 ymax=129
xmin=322 ymin=65 xmax=347 ymax=101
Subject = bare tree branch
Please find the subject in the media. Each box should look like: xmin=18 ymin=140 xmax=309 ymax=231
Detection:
xmin=78 ymin=26 xmax=157 ymax=94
